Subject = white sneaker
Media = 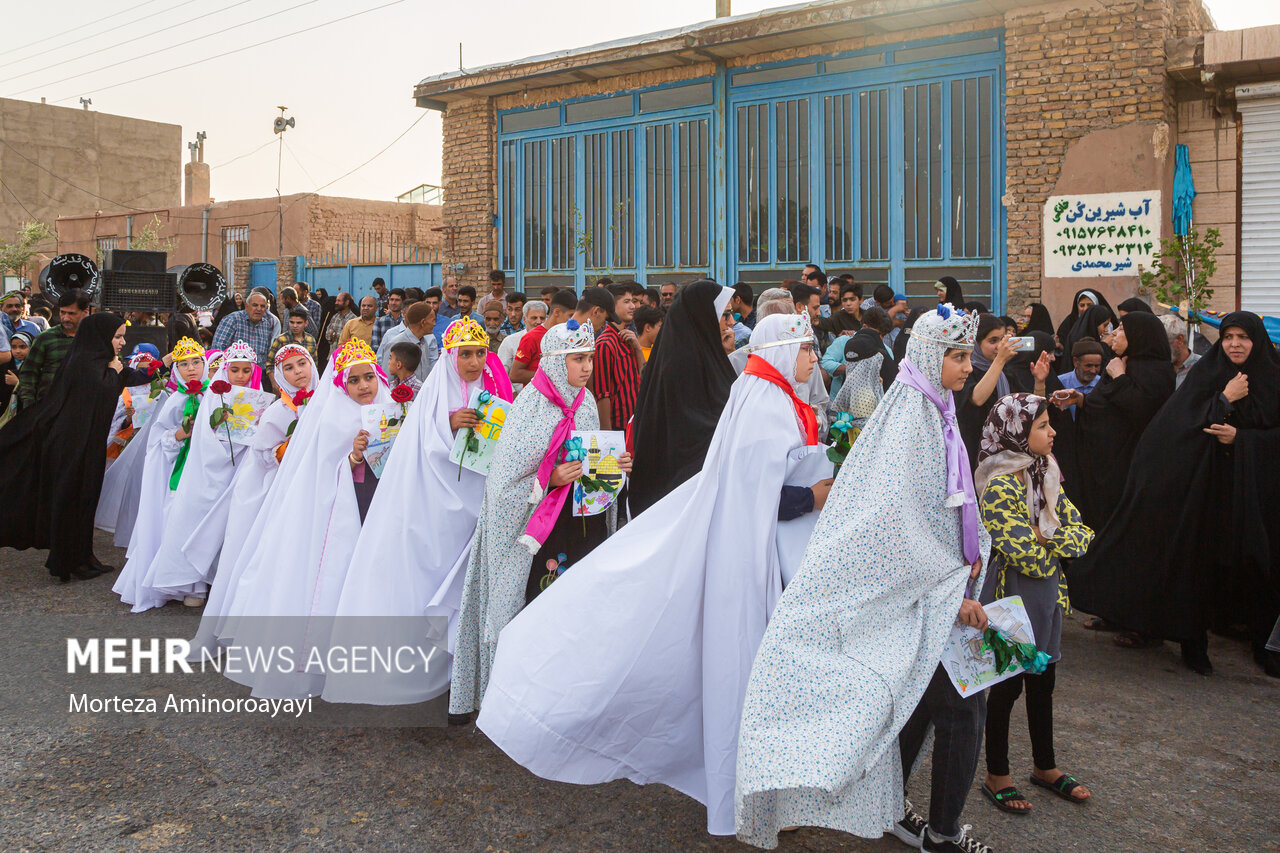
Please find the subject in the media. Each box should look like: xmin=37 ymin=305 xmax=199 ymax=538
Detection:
xmin=182 ymin=595 xmax=205 ymax=607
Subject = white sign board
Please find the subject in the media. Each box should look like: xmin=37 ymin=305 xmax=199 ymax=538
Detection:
xmin=1043 ymin=191 xmax=1162 ymax=277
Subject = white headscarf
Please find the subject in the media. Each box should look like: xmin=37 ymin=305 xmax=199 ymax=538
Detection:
xmin=187 ymin=346 xmax=320 ymax=658
xmin=735 ymin=307 xmax=991 ymax=847
xmin=216 ymin=353 xmax=390 ymax=699
xmin=321 ymin=345 xmax=493 ymax=705
xmin=112 ymin=354 xmax=212 ymax=611
xmin=140 ymin=344 xmax=264 ymax=600
xmin=448 ymin=321 xmax=609 ymax=716
xmin=477 ymin=312 xmax=819 ymax=835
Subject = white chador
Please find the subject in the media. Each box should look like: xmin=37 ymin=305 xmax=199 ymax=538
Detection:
xmin=477 ymin=313 xmax=825 ymax=836
xmin=448 ymin=320 xmax=608 ymax=716
xmin=95 ymin=358 xmax=169 ymax=546
xmin=734 ymin=306 xmax=989 ymax=849
xmin=140 ymin=341 xmax=264 ymax=604
xmin=187 ymin=344 xmax=318 ymax=660
xmin=113 ymin=341 xmax=209 ymax=612
xmin=322 ymin=318 xmax=513 ymax=705
xmin=218 ymin=338 xmax=391 ymax=700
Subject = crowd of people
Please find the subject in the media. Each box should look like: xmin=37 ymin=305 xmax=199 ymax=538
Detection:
xmin=0 ymin=268 xmax=1277 ymax=853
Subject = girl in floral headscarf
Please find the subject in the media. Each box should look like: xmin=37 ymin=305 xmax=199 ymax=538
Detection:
xmin=974 ymin=393 xmax=1094 ymax=815
xmin=449 ymin=319 xmax=632 ymax=718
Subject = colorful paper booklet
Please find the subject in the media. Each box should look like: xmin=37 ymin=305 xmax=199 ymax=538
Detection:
xmin=448 ymin=389 xmax=511 ymax=476
xmin=213 ymin=387 xmax=276 ymax=447
xmin=941 ymin=595 xmax=1039 ymax=697
xmin=571 ymin=430 xmax=627 ymax=517
xmin=361 ymin=403 xmax=404 ymax=479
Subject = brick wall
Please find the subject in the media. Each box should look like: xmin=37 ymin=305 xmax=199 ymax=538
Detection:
xmin=1176 ymin=96 xmax=1238 ymax=313
xmin=1002 ymin=0 xmax=1194 ymax=308
xmin=440 ymin=98 xmax=495 ymax=290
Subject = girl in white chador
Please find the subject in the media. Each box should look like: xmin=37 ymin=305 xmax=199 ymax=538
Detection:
xmin=187 ymin=343 xmax=318 ymax=660
xmin=96 ymin=347 xmax=168 ymax=546
xmin=735 ymin=304 xmax=990 ymax=850
xmin=138 ymin=340 xmax=265 ymax=608
xmin=112 ymin=338 xmax=209 ymax=612
xmin=449 ymin=320 xmax=631 ymax=717
xmin=476 ymin=312 xmax=830 ymax=836
xmin=218 ymin=337 xmax=392 ymax=699
xmin=321 ymin=316 xmax=514 ymax=706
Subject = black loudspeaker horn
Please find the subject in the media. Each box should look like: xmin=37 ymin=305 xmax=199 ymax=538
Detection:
xmin=176 ymin=262 xmax=228 ymax=312
xmin=43 ymin=253 xmax=100 ymax=301
xmin=106 ymin=248 xmax=166 ymax=275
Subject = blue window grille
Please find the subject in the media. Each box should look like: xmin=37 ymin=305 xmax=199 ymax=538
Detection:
xmin=495 ymin=32 xmax=1005 ymax=306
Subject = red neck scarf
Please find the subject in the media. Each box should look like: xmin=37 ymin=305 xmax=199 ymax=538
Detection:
xmin=744 ymin=353 xmax=819 ymax=445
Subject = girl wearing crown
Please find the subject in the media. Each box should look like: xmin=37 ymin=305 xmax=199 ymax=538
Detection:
xmin=188 ymin=343 xmax=319 ymax=661
xmin=736 ymin=305 xmax=996 ymax=853
xmin=133 ymin=340 xmax=266 ymax=610
xmin=449 ymin=319 xmax=633 ymax=718
xmin=217 ymin=337 xmax=394 ymax=699
xmin=322 ymin=316 xmax=514 ymax=705
xmin=114 ymin=338 xmax=210 ymax=609
xmin=475 ymin=312 xmax=832 ymax=837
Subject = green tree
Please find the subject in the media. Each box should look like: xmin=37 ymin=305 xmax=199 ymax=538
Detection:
xmin=0 ymin=220 xmax=54 ymax=282
xmin=1139 ymin=227 xmax=1222 ymax=336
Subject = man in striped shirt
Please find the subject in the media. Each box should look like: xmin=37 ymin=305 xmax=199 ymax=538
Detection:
xmin=586 ymin=284 xmax=643 ymax=432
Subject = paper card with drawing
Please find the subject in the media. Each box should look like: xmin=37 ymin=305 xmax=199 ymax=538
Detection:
xmin=361 ymin=403 xmax=405 ymax=479
xmin=448 ymin=389 xmax=511 ymax=476
xmin=570 ymin=430 xmax=627 ymax=517
xmin=210 ymin=387 xmax=275 ymax=446
xmin=941 ymin=595 xmax=1039 ymax=697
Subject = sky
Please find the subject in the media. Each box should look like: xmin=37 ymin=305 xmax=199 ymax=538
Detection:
xmin=3 ymin=0 xmax=1278 ymax=206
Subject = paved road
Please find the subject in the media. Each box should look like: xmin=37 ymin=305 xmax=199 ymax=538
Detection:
xmin=1 ymin=532 xmax=1276 ymax=852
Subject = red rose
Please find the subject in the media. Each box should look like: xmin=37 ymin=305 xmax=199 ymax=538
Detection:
xmin=185 ymin=380 xmax=204 ymax=394
xmin=291 ymin=389 xmax=313 ymax=407
xmin=210 ymin=380 xmax=233 ymax=395
xmin=390 ymin=384 xmax=413 ymax=404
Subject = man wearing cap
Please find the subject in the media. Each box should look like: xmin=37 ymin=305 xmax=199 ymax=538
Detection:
xmin=1056 ymin=339 xmax=1104 ymax=419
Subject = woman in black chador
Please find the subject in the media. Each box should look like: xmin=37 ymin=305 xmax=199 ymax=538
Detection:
xmin=1054 ymin=311 xmax=1174 ymax=531
xmin=1070 ymin=312 xmax=1280 ymax=677
xmin=627 ymin=280 xmax=736 ymax=517
xmin=0 ymin=312 xmax=150 ymax=581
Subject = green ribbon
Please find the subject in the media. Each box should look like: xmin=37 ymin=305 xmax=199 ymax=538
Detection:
xmin=982 ymin=627 xmax=1051 ymax=676
xmin=169 ymin=384 xmax=206 ymax=491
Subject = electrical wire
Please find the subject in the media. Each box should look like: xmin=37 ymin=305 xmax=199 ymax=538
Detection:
xmin=313 ymin=111 xmax=427 ymax=193
xmin=283 ymin=138 xmax=319 ymax=190
xmin=46 ymin=0 xmax=407 ymax=104
xmin=7 ymin=0 xmax=329 ymax=94
xmin=0 ymin=0 xmax=199 ymax=71
xmin=0 ymin=176 xmax=38 ymax=220
xmin=0 ymin=0 xmax=169 ymax=58
xmin=1 ymin=0 xmax=259 ymax=87
xmin=121 ymin=137 xmax=277 ymax=204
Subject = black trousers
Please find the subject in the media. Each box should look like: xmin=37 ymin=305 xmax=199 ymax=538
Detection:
xmin=899 ymin=664 xmax=987 ymax=838
xmin=984 ymin=662 xmax=1057 ymax=777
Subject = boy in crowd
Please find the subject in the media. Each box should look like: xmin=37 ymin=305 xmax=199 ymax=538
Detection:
xmin=386 ymin=341 xmax=423 ymax=398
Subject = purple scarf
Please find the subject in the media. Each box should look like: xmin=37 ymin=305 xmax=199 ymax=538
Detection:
xmin=896 ymin=357 xmax=981 ymax=565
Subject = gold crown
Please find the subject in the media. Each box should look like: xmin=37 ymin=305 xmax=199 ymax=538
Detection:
xmin=442 ymin=316 xmax=489 ymax=350
xmin=170 ymin=337 xmax=204 ymax=363
xmin=333 ymin=337 xmax=378 ymax=373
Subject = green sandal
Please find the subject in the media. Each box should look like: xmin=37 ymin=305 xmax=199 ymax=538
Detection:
xmin=1030 ymin=772 xmax=1089 ymax=803
xmin=981 ymin=783 xmax=1031 ymax=815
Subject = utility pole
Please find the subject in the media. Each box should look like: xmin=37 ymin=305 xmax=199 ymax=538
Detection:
xmin=273 ymin=106 xmax=295 ymax=258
